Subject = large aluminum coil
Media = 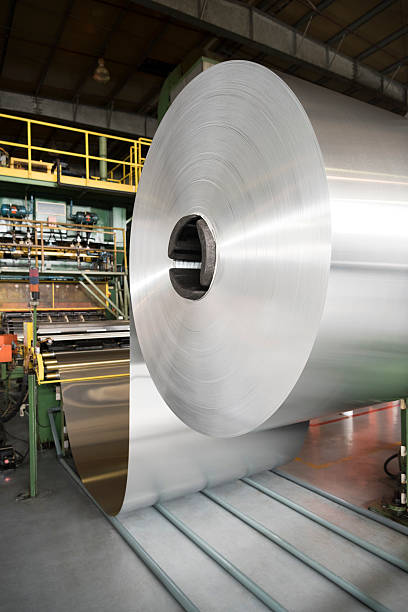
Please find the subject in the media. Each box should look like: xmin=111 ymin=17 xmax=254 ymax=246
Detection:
xmin=131 ymin=60 xmax=408 ymax=438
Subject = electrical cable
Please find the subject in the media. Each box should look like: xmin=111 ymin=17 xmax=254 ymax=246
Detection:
xmin=0 ymin=420 xmax=29 ymax=467
xmin=36 ymin=411 xmax=54 ymax=429
xmin=2 ymin=427 xmax=28 ymax=446
xmin=0 ymin=374 xmax=28 ymax=423
xmin=383 ymin=453 xmax=400 ymax=479
xmin=0 ymin=422 xmax=7 ymax=446
xmin=15 ymin=447 xmax=29 ymax=465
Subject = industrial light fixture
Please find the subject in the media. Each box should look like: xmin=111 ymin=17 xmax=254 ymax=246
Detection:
xmin=93 ymin=58 xmax=110 ymax=84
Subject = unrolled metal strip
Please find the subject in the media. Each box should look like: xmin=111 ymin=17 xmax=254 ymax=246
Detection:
xmin=58 ymin=349 xmax=129 ymax=515
xmin=59 ymin=341 xmax=307 ymax=515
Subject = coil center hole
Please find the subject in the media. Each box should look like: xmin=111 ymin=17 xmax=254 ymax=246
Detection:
xmin=168 ymin=215 xmax=216 ymax=300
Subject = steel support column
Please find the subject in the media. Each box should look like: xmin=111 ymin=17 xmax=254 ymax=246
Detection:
xmin=28 ymin=373 xmax=37 ymax=497
xmin=99 ymin=136 xmax=108 ymax=180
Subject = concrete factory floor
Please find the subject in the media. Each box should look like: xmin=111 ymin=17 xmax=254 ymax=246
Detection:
xmin=0 ymin=402 xmax=404 ymax=612
xmin=284 ymin=401 xmax=401 ymax=509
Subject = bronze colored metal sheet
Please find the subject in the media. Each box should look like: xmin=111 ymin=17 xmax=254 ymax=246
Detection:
xmin=58 ymin=349 xmax=129 ymax=515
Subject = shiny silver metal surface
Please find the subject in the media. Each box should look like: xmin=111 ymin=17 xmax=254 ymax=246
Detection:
xmin=37 ymin=320 xmax=129 ymax=335
xmin=59 ymin=334 xmax=307 ymax=515
xmin=130 ymin=61 xmax=331 ymax=437
xmin=131 ymin=60 xmax=408 ymax=437
xmin=121 ymin=320 xmax=307 ymax=512
xmin=41 ymin=331 xmax=129 ymax=342
xmin=273 ymin=74 xmax=408 ymax=427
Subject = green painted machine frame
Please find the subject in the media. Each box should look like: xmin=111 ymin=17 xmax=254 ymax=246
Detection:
xmin=400 ymin=400 xmax=408 ymax=509
xmin=37 ymin=384 xmax=62 ymax=444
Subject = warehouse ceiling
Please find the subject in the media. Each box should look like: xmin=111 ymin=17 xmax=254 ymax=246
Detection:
xmin=0 ymin=0 xmax=407 ymax=144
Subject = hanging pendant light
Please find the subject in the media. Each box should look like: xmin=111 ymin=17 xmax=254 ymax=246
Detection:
xmin=93 ymin=58 xmax=110 ymax=84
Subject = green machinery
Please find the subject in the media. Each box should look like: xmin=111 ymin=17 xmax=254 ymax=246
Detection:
xmin=0 ymin=197 xmax=131 ymax=497
xmin=0 ymin=110 xmax=145 ymax=497
xmin=369 ymin=400 xmax=408 ymax=526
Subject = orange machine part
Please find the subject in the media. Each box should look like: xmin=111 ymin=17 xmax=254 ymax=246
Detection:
xmin=0 ymin=334 xmax=17 ymax=362
xmin=0 ymin=344 xmax=12 ymax=362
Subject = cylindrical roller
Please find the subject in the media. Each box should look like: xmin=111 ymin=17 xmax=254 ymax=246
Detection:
xmin=45 ymin=373 xmax=60 ymax=380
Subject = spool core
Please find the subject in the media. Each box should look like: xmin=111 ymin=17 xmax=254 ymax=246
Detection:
xmin=168 ymin=214 xmax=216 ymax=300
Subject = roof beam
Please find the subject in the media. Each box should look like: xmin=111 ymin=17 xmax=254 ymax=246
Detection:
xmin=0 ymin=90 xmax=157 ymax=137
xmin=294 ymin=0 xmax=335 ymax=29
xmin=254 ymin=1 xmax=275 ymax=11
xmin=131 ymin=0 xmax=408 ymax=108
xmin=382 ymin=55 xmax=408 ymax=75
xmin=326 ymin=0 xmax=396 ymax=45
xmin=338 ymin=50 xmax=408 ymax=100
xmin=0 ymin=0 xmax=17 ymax=76
xmin=34 ymin=0 xmax=75 ymax=98
xmin=356 ymin=25 xmax=408 ymax=62
xmin=107 ymin=21 xmax=168 ymax=103
xmin=285 ymin=0 xmax=337 ymax=74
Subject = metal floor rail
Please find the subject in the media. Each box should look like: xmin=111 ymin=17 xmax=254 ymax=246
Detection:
xmin=271 ymin=469 xmax=408 ymax=537
xmin=49 ymin=411 xmax=406 ymax=612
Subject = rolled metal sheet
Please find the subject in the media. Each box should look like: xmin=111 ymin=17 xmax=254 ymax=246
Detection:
xmin=60 ymin=336 xmax=307 ymax=515
xmin=122 ymin=321 xmax=307 ymax=513
xmin=63 ymin=60 xmax=408 ymax=515
xmin=130 ymin=60 xmax=408 ymax=437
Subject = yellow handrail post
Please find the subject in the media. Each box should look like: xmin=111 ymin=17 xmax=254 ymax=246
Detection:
xmin=134 ymin=140 xmax=138 ymax=189
xmin=85 ymin=132 xmax=89 ymax=183
xmin=123 ymin=227 xmax=128 ymax=274
xmin=27 ymin=121 xmax=32 ymax=178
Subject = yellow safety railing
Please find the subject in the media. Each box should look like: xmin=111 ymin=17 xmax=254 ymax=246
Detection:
xmin=0 ymin=113 xmax=151 ymax=194
xmin=107 ymin=137 xmax=151 ymax=188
